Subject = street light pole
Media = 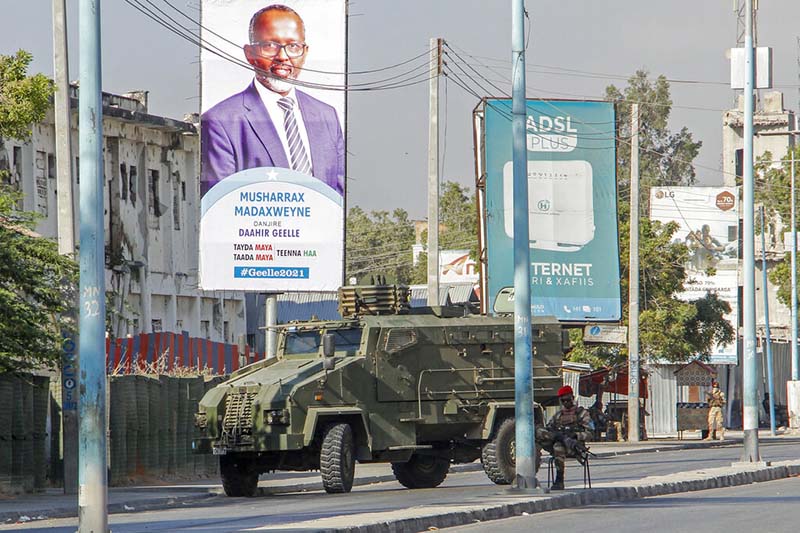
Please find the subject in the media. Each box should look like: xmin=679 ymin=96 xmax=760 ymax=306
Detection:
xmin=510 ymin=0 xmax=537 ymax=491
xmin=741 ymin=0 xmax=760 ymax=462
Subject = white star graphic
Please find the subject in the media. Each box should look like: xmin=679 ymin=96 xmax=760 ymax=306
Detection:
xmin=266 ymin=169 xmax=278 ymax=181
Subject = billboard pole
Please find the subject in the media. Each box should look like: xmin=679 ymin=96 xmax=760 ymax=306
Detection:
xmin=510 ymin=0 xmax=537 ymax=491
xmin=78 ymin=0 xmax=109 ymax=530
xmin=627 ymin=104 xmax=641 ymax=442
xmin=741 ymin=0 xmax=760 ymax=463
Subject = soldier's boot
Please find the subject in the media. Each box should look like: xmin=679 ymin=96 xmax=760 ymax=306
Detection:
xmin=551 ymin=460 xmax=565 ymax=490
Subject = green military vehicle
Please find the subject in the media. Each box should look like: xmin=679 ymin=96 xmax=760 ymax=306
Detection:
xmin=194 ymin=285 xmax=567 ymax=496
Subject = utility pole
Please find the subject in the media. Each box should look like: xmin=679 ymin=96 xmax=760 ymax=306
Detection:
xmin=510 ymin=0 xmax=537 ymax=491
xmin=628 ymin=104 xmax=640 ymax=443
xmin=760 ymin=206 xmax=776 ymax=436
xmin=741 ymin=0 xmax=760 ymax=463
xmin=78 ymin=0 xmax=108 ymax=530
xmin=426 ymin=37 xmax=443 ymax=306
xmin=52 ymin=0 xmax=79 ymax=496
xmin=790 ymin=132 xmax=800 ymax=430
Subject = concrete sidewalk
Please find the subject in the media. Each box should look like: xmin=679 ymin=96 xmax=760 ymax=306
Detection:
xmin=0 ymin=430 xmax=794 ymax=527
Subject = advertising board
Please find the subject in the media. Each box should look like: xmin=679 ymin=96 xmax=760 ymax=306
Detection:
xmin=650 ymin=187 xmax=740 ymax=364
xmin=199 ymin=0 xmax=346 ymax=291
xmin=481 ymin=99 xmax=621 ymax=321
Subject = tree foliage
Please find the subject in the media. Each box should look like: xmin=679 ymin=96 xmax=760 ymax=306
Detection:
xmin=411 ymin=181 xmax=479 ymax=284
xmin=0 ymin=187 xmax=78 ymax=373
xmin=606 ymin=70 xmax=702 ymax=195
xmin=758 ymin=145 xmax=800 ymax=307
xmin=0 ymin=51 xmax=54 ymax=141
xmin=568 ymin=72 xmax=732 ymax=366
xmin=0 ymin=51 xmax=77 ymax=373
xmin=345 ymin=206 xmax=416 ymax=284
xmin=346 ymin=181 xmax=478 ymax=286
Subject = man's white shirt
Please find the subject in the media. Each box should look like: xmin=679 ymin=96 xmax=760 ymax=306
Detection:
xmin=254 ymin=80 xmax=313 ymax=170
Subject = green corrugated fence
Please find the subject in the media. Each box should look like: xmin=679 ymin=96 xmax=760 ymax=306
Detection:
xmin=0 ymin=374 xmax=49 ymax=494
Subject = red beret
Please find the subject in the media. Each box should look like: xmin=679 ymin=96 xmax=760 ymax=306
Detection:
xmin=557 ymin=385 xmax=574 ymax=397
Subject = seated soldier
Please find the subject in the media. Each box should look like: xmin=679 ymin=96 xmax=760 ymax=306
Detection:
xmin=535 ymin=385 xmax=592 ymax=490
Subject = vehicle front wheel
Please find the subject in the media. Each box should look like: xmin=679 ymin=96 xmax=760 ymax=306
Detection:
xmin=220 ymin=455 xmax=258 ymax=497
xmin=320 ymin=423 xmax=356 ymax=493
xmin=391 ymin=454 xmax=450 ymax=489
xmin=481 ymin=417 xmax=541 ymax=485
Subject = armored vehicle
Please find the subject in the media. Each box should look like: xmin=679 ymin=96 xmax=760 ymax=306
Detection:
xmin=194 ymin=285 xmax=567 ymax=496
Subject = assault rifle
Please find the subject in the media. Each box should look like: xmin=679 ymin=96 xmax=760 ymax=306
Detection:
xmin=552 ymin=424 xmax=596 ymax=465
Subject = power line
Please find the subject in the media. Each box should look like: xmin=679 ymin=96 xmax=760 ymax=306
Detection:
xmin=123 ymin=0 xmax=440 ymax=93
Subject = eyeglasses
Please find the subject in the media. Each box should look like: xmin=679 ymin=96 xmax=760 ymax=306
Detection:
xmin=251 ymin=41 xmax=307 ymax=58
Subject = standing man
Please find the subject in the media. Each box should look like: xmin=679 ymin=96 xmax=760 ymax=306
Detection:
xmin=536 ymin=385 xmax=592 ymax=490
xmin=201 ymin=4 xmax=345 ymax=197
xmin=705 ymin=379 xmax=726 ymax=441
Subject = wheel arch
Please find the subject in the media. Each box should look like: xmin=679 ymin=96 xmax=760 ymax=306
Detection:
xmin=302 ymin=407 xmax=372 ymax=460
xmin=470 ymin=401 xmax=545 ymax=440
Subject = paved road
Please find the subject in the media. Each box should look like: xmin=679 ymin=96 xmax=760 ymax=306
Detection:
xmin=451 ymin=475 xmax=800 ymax=532
xmin=5 ymin=441 xmax=797 ymax=532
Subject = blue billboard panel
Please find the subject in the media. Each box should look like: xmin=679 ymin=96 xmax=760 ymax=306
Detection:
xmin=483 ymin=99 xmax=620 ymax=321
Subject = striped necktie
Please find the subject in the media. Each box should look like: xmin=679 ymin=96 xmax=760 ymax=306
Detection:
xmin=277 ymin=97 xmax=312 ymax=175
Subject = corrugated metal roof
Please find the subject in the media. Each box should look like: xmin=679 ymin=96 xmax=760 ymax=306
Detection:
xmin=409 ymin=283 xmax=477 ymax=307
xmin=277 ymin=291 xmax=340 ymax=322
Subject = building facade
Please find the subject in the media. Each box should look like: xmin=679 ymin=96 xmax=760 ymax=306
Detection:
xmin=0 ymin=87 xmax=246 ymax=343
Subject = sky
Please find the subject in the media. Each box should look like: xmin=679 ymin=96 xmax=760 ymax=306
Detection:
xmin=3 ymin=0 xmax=800 ymax=220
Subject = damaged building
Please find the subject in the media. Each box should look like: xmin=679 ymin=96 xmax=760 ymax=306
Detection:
xmin=0 ymin=86 xmax=246 ymax=344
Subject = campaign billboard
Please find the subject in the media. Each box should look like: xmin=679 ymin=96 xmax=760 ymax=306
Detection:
xmin=199 ymin=0 xmax=345 ymax=291
xmin=481 ymin=99 xmax=621 ymax=321
xmin=650 ymin=187 xmax=740 ymax=364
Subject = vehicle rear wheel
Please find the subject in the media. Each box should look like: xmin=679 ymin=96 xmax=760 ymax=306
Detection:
xmin=220 ymin=455 xmax=258 ymax=497
xmin=320 ymin=423 xmax=356 ymax=493
xmin=481 ymin=417 xmax=541 ymax=485
xmin=391 ymin=454 xmax=450 ymax=489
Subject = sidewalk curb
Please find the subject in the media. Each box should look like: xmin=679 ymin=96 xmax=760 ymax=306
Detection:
xmin=0 ymin=492 xmax=218 ymax=525
xmin=320 ymin=461 xmax=800 ymax=533
xmin=0 ymin=439 xmax=785 ymax=525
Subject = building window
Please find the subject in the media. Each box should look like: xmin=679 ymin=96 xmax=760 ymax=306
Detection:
xmin=47 ymin=153 xmax=56 ymax=181
xmin=223 ymin=321 xmax=230 ymax=343
xmin=173 ymin=176 xmax=181 ymax=230
xmin=34 ymin=151 xmax=47 ymax=215
xmin=735 ymin=149 xmax=743 ymax=184
xmin=176 ymin=319 xmax=183 ymax=331
xmin=148 ymin=169 xmax=161 ymax=229
xmin=201 ymin=320 xmax=210 ymax=339
xmin=151 ymin=318 xmax=163 ymax=333
xmin=129 ymin=165 xmax=137 ymax=205
xmin=11 ymin=146 xmax=22 ymax=185
xmin=132 ymin=318 xmax=140 ymax=333
xmin=120 ymin=163 xmax=128 ymax=200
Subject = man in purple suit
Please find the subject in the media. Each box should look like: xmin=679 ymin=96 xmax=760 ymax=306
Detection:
xmin=201 ymin=4 xmax=344 ymax=197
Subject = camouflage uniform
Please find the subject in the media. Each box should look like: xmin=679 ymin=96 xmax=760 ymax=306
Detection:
xmin=705 ymin=386 xmax=726 ymax=440
xmin=536 ymin=405 xmax=592 ymax=486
